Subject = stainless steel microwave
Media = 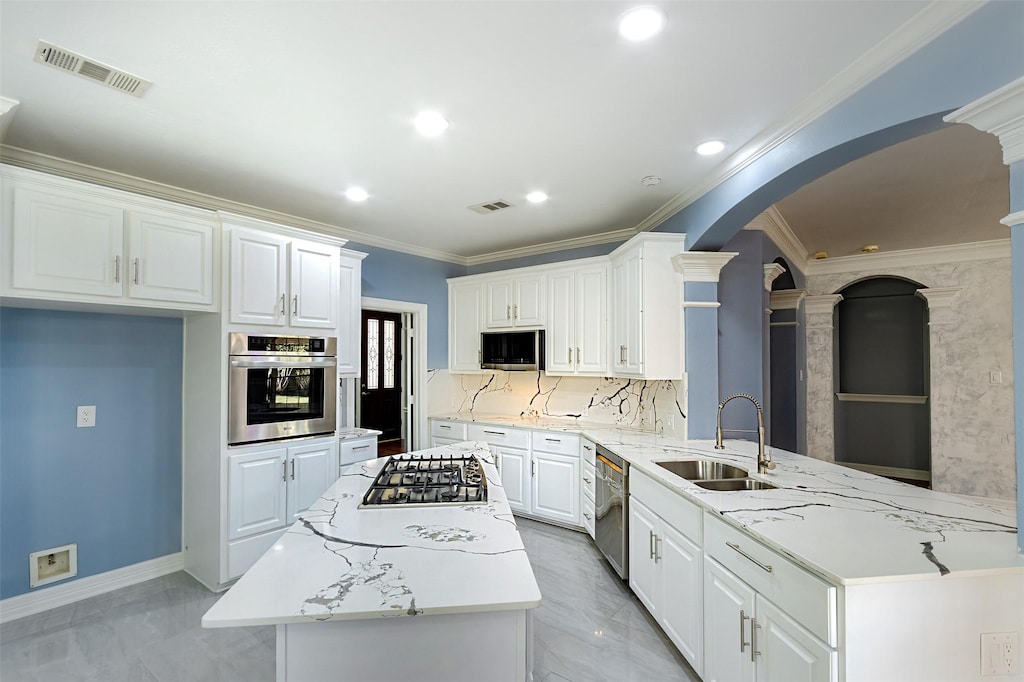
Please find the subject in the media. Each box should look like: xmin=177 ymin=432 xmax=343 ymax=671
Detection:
xmin=480 ymin=330 xmax=544 ymax=371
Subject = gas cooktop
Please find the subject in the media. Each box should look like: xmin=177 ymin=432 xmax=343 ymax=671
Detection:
xmin=360 ymin=454 xmax=488 ymax=507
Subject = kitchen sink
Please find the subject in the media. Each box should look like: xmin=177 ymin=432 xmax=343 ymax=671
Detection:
xmin=694 ymin=478 xmax=777 ymax=492
xmin=655 ymin=459 xmax=747 ymax=481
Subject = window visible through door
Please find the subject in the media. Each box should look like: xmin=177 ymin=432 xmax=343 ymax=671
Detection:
xmin=361 ymin=310 xmax=404 ymax=454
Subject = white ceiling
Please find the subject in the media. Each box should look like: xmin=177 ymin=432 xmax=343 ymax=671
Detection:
xmin=0 ymin=1 xmax=978 ymax=262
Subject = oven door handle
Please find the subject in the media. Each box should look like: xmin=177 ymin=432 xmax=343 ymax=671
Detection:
xmin=230 ymin=358 xmax=337 ymax=369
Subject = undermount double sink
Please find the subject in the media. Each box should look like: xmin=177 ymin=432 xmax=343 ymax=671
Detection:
xmin=655 ymin=459 xmax=777 ymax=491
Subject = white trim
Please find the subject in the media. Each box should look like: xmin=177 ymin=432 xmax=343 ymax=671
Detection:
xmin=763 ymin=263 xmax=787 ymax=291
xmin=463 ymin=228 xmax=635 ymax=266
xmin=916 ymin=287 xmax=962 ymax=309
xmin=672 ymin=251 xmax=738 ymax=282
xmin=770 ymin=289 xmax=806 ymax=311
xmin=682 ymin=301 xmax=722 ymax=309
xmin=769 ymin=321 xmax=800 ymax=328
xmin=1001 ymin=210 xmax=1024 ymax=228
xmin=805 ymin=294 xmax=843 ymax=316
xmin=944 ymin=75 xmax=1024 ymax=165
xmin=632 ymin=1 xmax=986 ymax=236
xmin=748 ymin=206 xmax=809 ymax=274
xmin=361 ymin=297 xmax=429 ymax=451
xmin=803 ymin=239 xmax=1011 ymax=276
xmin=0 ymin=552 xmax=183 ymax=624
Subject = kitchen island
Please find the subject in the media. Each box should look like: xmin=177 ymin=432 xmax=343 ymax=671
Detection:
xmin=202 ymin=441 xmax=542 ymax=682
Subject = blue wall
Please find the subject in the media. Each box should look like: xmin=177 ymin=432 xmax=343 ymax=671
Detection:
xmin=0 ymin=308 xmax=183 ymax=599
xmin=347 ymin=242 xmax=467 ymax=369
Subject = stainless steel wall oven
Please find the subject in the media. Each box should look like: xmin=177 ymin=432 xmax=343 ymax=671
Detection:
xmin=228 ymin=333 xmax=337 ymax=445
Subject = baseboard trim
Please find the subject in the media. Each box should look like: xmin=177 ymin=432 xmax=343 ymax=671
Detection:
xmin=0 ymin=552 xmax=183 ymax=624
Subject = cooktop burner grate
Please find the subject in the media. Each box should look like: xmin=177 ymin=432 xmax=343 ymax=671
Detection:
xmin=361 ymin=454 xmax=488 ymax=507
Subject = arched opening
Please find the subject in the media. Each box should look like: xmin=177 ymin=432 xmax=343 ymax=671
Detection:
xmin=768 ymin=257 xmax=799 ymax=452
xmin=833 ymin=277 xmax=931 ymax=486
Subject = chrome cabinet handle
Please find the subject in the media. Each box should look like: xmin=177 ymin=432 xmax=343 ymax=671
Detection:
xmin=114 ymin=255 xmax=120 ymax=283
xmin=282 ymin=460 xmax=287 ymax=482
xmin=739 ymin=609 xmax=751 ymax=653
xmin=290 ymin=460 xmax=295 ymax=480
xmin=727 ymin=541 xmax=774 ymax=573
xmin=133 ymin=258 xmax=140 ymax=285
xmin=353 ymin=445 xmax=369 ymax=450
xmin=576 ymin=347 xmax=581 ymax=364
xmin=568 ymin=348 xmax=572 ymax=364
xmin=292 ymin=295 xmax=298 ymax=316
xmin=583 ymin=444 xmax=593 ymax=451
xmin=279 ymin=294 xmax=286 ymax=316
xmin=583 ymin=476 xmax=591 ymax=484
xmin=654 ymin=535 xmax=661 ymax=563
xmin=531 ymin=461 xmax=536 ymax=477
xmin=619 ymin=345 xmax=626 ymax=363
xmin=649 ymin=530 xmax=655 ymax=559
xmin=513 ymin=304 xmax=518 ymax=319
xmin=483 ymin=430 xmax=505 ymax=436
xmin=545 ymin=438 xmax=561 ymax=442
xmin=506 ymin=304 xmax=511 ymax=320
xmin=439 ymin=424 xmax=451 ymax=430
xmin=752 ymin=622 xmax=762 ymax=661
xmin=583 ymin=512 xmax=592 ymax=520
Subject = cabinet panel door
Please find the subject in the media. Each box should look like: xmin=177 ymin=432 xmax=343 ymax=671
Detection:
xmin=514 ymin=273 xmax=545 ymax=326
xmin=531 ymin=451 xmax=579 ymax=524
xmin=704 ymin=557 xmax=756 ymax=682
xmin=289 ymin=240 xmax=338 ymax=329
xmin=574 ymin=265 xmax=607 ymax=375
xmin=628 ymin=498 xmax=659 ymax=615
xmin=449 ymin=282 xmax=484 ymax=372
xmin=127 ymin=210 xmax=214 ymax=304
xmin=230 ymin=230 xmax=288 ymax=326
xmin=13 ymin=187 xmax=124 ymax=297
xmin=660 ymin=523 xmax=703 ymax=675
xmin=485 ymin=279 xmax=514 ymax=329
xmin=495 ymin=445 xmax=530 ymax=513
xmin=545 ymin=270 xmax=574 ymax=373
xmin=228 ymin=448 xmax=287 ymax=540
xmin=336 ymin=253 xmax=362 ymax=375
xmin=755 ymin=598 xmax=836 ymax=682
xmin=339 ymin=437 xmax=377 ymax=467
xmin=287 ymin=441 xmax=338 ymax=522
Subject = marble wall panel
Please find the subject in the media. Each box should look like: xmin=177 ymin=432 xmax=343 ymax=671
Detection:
xmin=806 ymin=257 xmax=1015 ymax=500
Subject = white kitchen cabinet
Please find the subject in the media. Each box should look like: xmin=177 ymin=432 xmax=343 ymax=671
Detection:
xmin=336 ymin=249 xmax=366 ymax=376
xmin=339 ymin=436 xmax=378 ymax=467
xmin=484 ymin=272 xmax=545 ymax=329
xmin=494 ymin=444 xmax=531 ymax=512
xmin=6 ymin=170 xmax=217 ymax=310
xmin=580 ymin=440 xmax=596 ymax=539
xmin=705 ymin=556 xmax=757 ymax=682
xmin=448 ymin=280 xmax=485 ymax=372
xmin=608 ymin=233 xmax=687 ymax=379
xmin=629 ymin=498 xmax=660 ymax=611
xmin=229 ymin=227 xmax=338 ymax=330
xmin=546 ymin=261 xmax=607 ymax=376
xmin=531 ymin=449 xmax=579 ymax=525
xmin=286 ymin=440 xmax=338 ymax=522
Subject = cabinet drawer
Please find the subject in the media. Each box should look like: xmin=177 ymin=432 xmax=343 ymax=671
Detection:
xmin=581 ymin=459 xmax=596 ymax=502
xmin=531 ymin=431 xmax=580 ymax=455
xmin=580 ymin=439 xmax=597 ymax=465
xmin=340 ymin=438 xmax=377 ymax=466
xmin=582 ymin=495 xmax=595 ymax=539
xmin=704 ymin=513 xmax=837 ymax=646
xmin=467 ymin=424 xmax=530 ymax=449
xmin=430 ymin=420 xmax=467 ymax=440
xmin=630 ymin=467 xmax=701 ymax=543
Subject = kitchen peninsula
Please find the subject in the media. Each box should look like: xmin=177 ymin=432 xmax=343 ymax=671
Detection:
xmin=202 ymin=441 xmax=541 ymax=682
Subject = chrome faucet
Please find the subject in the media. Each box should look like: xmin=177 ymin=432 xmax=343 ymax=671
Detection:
xmin=714 ymin=393 xmax=775 ymax=474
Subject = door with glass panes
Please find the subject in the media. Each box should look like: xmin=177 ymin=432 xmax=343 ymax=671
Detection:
xmin=360 ymin=310 xmax=403 ymax=444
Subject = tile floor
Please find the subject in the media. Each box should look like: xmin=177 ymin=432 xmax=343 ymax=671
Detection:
xmin=1 ymin=518 xmax=700 ymax=682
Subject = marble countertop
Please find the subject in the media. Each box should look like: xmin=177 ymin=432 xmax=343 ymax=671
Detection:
xmin=430 ymin=414 xmax=1023 ymax=586
xmin=336 ymin=427 xmax=382 ymax=440
xmin=203 ymin=441 xmax=542 ymax=628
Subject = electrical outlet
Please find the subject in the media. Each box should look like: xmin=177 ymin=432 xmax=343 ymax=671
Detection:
xmin=76 ymin=405 xmax=96 ymax=428
xmin=982 ymin=632 xmax=1019 ymax=676
xmin=990 ymin=370 xmax=1003 ymax=384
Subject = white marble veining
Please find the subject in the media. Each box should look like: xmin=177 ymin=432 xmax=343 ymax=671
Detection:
xmin=202 ymin=442 xmax=541 ymax=628
xmin=336 ymin=427 xmax=382 ymax=440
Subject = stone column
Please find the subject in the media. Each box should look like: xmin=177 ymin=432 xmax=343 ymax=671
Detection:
xmin=672 ymin=252 xmax=737 ymax=440
xmin=803 ymin=294 xmax=842 ymax=462
xmin=916 ymin=287 xmax=962 ymax=493
xmin=946 ymin=75 xmax=1024 ymax=549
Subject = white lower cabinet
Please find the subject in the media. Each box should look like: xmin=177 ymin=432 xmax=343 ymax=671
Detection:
xmin=629 ymin=489 xmax=703 ymax=675
xmin=430 ymin=419 xmax=467 ymax=447
xmin=227 ymin=437 xmax=338 ymax=579
xmin=531 ymin=450 xmax=579 ymax=525
xmin=580 ymin=440 xmax=596 ymax=539
xmin=494 ymin=444 xmax=530 ymax=512
xmin=339 ymin=436 xmax=378 ymax=467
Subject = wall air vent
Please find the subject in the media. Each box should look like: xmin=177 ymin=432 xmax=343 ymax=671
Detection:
xmin=34 ymin=41 xmax=151 ymax=97
xmin=468 ymin=199 xmax=514 ymax=215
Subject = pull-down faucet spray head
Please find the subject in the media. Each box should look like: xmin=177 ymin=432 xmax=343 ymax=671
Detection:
xmin=714 ymin=393 xmax=775 ymax=474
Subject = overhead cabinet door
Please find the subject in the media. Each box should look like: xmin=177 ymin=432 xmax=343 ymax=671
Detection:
xmin=289 ymin=240 xmax=338 ymax=329
xmin=127 ymin=210 xmax=214 ymax=304
xmin=13 ymin=187 xmax=125 ymax=297
xmin=230 ymin=230 xmax=289 ymax=326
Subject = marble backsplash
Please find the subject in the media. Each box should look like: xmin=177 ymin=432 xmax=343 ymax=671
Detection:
xmin=427 ymin=370 xmax=687 ymax=438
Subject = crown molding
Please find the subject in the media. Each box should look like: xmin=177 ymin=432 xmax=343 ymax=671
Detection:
xmin=944 ymin=75 xmax=1024 ymax=165
xmin=463 ymin=226 xmax=636 ymax=267
xmin=916 ymin=286 xmax=962 ymax=309
xmin=763 ymin=263 xmax=787 ymax=291
xmin=805 ymin=294 xmax=844 ymax=316
xmin=631 ymin=1 xmax=986 ymax=235
xmin=803 ymin=238 xmax=1011 ymax=277
xmin=752 ymin=206 xmax=810 ymax=274
xmin=0 ymin=145 xmax=470 ymax=265
xmin=770 ymin=289 xmax=807 ymax=311
xmin=1001 ymin=210 xmax=1024 ymax=228
xmin=672 ymin=251 xmax=738 ymax=282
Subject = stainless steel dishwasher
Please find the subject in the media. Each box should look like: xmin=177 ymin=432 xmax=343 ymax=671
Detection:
xmin=594 ymin=444 xmax=628 ymax=580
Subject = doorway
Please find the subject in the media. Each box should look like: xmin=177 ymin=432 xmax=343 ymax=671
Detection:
xmin=768 ymin=258 xmax=799 ymax=452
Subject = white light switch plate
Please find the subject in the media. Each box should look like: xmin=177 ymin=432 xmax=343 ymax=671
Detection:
xmin=76 ymin=405 xmax=96 ymax=428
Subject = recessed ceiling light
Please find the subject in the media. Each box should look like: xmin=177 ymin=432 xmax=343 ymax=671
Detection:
xmin=618 ymin=7 xmax=666 ymax=41
xmin=695 ymin=140 xmax=726 ymax=156
xmin=526 ymin=191 xmax=548 ymax=204
xmin=413 ymin=110 xmax=449 ymax=137
xmin=344 ymin=187 xmax=368 ymax=202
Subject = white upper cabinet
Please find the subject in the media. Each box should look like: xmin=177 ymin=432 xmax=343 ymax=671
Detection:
xmin=229 ymin=226 xmax=338 ymax=330
xmin=448 ymin=279 xmax=485 ymax=373
xmin=485 ymin=272 xmax=545 ymax=329
xmin=4 ymin=167 xmax=218 ymax=310
xmin=608 ymin=233 xmax=687 ymax=380
xmin=336 ymin=249 xmax=366 ymax=376
xmin=546 ymin=261 xmax=607 ymax=376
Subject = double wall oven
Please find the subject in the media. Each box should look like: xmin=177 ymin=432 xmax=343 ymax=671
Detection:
xmin=228 ymin=333 xmax=337 ymax=445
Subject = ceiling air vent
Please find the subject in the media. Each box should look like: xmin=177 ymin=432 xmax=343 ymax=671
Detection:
xmin=468 ymin=199 xmax=514 ymax=215
xmin=34 ymin=41 xmax=151 ymax=97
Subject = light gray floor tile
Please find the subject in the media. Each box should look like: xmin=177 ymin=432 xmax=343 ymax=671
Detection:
xmin=1 ymin=517 xmax=700 ymax=682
